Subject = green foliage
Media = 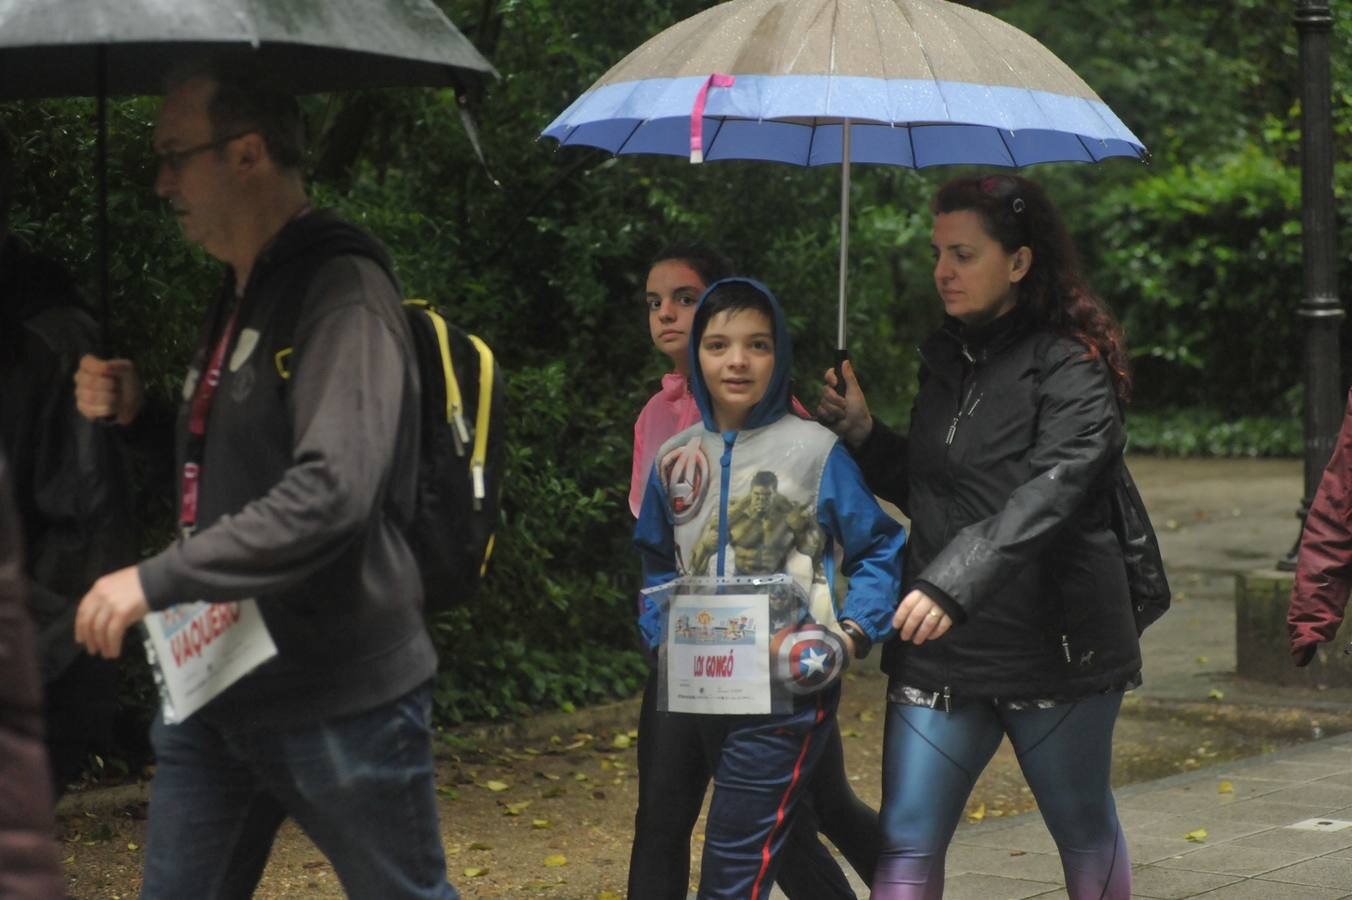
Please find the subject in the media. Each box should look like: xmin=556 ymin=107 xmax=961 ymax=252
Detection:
xmin=429 ymin=630 xmax=648 ymax=724
xmin=1090 ymin=146 xmax=1306 ymax=412
xmin=1127 ymin=408 xmax=1303 ymax=458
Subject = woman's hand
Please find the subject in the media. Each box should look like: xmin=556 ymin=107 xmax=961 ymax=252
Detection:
xmin=816 ymin=359 xmax=874 ymax=449
xmin=893 ymin=589 xmax=953 ymax=645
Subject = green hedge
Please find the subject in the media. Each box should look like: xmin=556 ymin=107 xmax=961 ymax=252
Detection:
xmin=1126 ymin=409 xmax=1303 ymax=458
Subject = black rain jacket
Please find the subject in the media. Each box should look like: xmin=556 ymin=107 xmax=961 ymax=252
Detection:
xmin=852 ymin=306 xmax=1141 ymax=699
xmin=0 ymin=237 xmax=136 ymax=682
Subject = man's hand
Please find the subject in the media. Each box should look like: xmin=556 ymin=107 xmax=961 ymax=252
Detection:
xmin=816 ymin=360 xmax=874 ymax=449
xmin=893 ymin=589 xmax=953 ymax=646
xmin=75 ymin=566 xmax=150 ymax=658
xmin=74 ymin=355 xmax=144 ymax=425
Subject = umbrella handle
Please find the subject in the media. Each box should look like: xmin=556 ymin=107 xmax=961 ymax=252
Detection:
xmin=834 ymin=349 xmax=849 ymax=398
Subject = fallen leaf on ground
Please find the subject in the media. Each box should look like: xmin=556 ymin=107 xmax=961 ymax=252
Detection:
xmin=612 ymin=733 xmax=632 ymax=749
xmin=463 ymin=867 xmax=489 ymax=877
xmin=544 ymin=854 xmax=568 ymax=868
xmin=967 ymin=803 xmax=986 ymax=823
xmin=503 ymin=801 xmax=532 ymax=816
xmin=1218 ymin=781 xmax=1233 ymax=794
xmin=1207 ymin=689 xmax=1224 ymax=700
xmin=468 ymin=841 xmax=493 ymax=851
xmin=1184 ymin=829 xmax=1208 ymax=843
xmin=483 ymin=780 xmax=511 ymax=792
xmin=532 ymin=819 xmax=552 ymax=829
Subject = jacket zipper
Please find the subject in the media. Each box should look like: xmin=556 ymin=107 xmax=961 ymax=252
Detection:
xmin=944 ymin=343 xmax=978 ymax=447
xmin=715 ymin=431 xmax=736 ymax=577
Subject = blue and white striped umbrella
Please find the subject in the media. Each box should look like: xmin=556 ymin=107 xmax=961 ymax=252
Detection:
xmin=542 ymin=0 xmax=1146 ymax=351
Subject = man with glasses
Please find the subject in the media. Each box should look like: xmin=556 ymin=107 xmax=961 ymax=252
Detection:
xmin=72 ymin=57 xmax=456 ymax=898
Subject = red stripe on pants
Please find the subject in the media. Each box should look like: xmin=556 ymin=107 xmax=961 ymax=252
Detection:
xmin=749 ymin=693 xmax=827 ymax=900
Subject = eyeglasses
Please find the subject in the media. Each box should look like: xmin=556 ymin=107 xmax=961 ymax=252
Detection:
xmin=156 ymin=131 xmax=255 ymax=174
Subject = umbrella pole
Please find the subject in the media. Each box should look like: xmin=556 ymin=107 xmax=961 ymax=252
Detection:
xmin=96 ymin=45 xmax=110 ymax=351
xmin=835 ymin=120 xmax=851 ymax=392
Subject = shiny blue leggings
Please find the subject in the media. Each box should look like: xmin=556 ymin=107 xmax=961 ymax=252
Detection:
xmin=874 ymin=692 xmax=1129 ymax=900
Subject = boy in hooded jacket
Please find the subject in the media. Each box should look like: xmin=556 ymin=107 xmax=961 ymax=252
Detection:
xmin=633 ymin=278 xmax=904 ymax=897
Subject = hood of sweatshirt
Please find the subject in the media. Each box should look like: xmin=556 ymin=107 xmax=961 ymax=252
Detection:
xmin=686 ymin=276 xmax=794 ymax=434
xmin=233 ymin=208 xmax=399 ymax=297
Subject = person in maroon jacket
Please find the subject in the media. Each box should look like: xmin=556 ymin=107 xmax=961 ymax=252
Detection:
xmin=1289 ymin=392 xmax=1352 ymax=665
xmin=0 ymin=446 xmax=65 ymax=899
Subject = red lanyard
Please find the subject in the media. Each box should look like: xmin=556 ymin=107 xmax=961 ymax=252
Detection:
xmin=179 ymin=303 xmax=242 ymax=530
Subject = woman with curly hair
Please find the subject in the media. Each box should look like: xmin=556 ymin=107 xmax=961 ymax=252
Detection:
xmin=818 ymin=174 xmax=1139 ymax=899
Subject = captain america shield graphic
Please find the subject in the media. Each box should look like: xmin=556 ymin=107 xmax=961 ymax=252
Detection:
xmin=771 ymin=624 xmax=847 ymax=694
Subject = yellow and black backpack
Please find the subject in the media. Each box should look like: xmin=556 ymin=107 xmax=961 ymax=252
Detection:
xmin=270 ymin=239 xmax=505 ymax=613
xmin=401 ymin=297 xmax=505 ymax=610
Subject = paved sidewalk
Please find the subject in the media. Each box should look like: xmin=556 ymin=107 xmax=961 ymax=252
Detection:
xmin=944 ymin=732 xmax=1352 ymax=899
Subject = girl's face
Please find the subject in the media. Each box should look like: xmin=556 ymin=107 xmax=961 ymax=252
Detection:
xmin=931 ymin=210 xmax=1030 ymax=327
xmin=646 ymin=259 xmax=705 ymax=372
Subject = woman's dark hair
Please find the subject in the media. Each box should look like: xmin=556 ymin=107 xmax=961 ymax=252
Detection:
xmin=649 ymin=242 xmax=734 ymax=289
xmin=933 ymin=174 xmax=1131 ymax=403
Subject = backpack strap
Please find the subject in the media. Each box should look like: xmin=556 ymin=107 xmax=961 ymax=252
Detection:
xmin=404 ymin=300 xmax=497 ymax=513
xmin=467 ymin=334 xmax=496 ymax=509
xmin=404 ymin=299 xmax=471 ymax=451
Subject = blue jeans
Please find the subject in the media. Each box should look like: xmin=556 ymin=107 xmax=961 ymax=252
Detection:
xmin=141 ymin=683 xmax=456 ymax=900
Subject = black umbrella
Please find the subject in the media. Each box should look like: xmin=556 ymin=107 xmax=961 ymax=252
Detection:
xmin=0 ymin=0 xmax=497 ymax=342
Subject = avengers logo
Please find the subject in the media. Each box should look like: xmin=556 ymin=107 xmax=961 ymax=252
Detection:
xmin=659 ymin=436 xmax=710 ymax=525
xmin=770 ymin=624 xmax=847 ymax=695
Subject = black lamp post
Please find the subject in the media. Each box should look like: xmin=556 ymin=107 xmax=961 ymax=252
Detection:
xmin=1280 ymin=0 xmax=1342 ymax=570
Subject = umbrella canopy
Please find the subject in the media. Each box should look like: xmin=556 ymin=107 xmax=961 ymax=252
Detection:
xmin=543 ymin=0 xmax=1141 ymax=167
xmin=0 ymin=0 xmax=495 ymax=346
xmin=0 ymin=0 xmax=496 ymax=97
xmin=541 ymin=0 xmax=1146 ymax=359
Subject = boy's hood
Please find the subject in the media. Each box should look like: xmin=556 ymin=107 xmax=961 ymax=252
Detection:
xmin=687 ymin=277 xmax=793 ymax=433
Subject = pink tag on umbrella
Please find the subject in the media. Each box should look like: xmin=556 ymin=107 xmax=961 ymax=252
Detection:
xmin=690 ymin=73 xmax=734 ymax=163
